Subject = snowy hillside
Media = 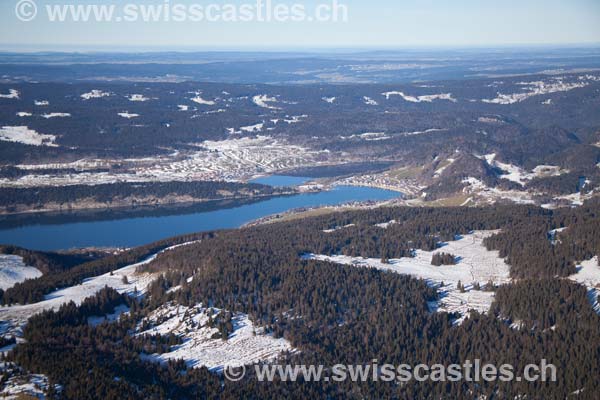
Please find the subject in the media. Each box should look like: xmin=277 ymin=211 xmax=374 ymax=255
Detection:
xmin=138 ymin=302 xmax=293 ymax=371
xmin=303 ymin=230 xmax=511 ymax=323
xmin=0 ymin=255 xmax=42 ymax=291
xmin=0 ymin=242 xmax=198 ymax=337
xmin=569 ymin=257 xmax=600 ymax=315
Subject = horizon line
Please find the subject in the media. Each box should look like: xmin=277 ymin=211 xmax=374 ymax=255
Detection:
xmin=1 ymin=42 xmax=600 ymax=54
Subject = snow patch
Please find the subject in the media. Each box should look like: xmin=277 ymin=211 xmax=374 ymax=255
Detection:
xmin=204 ymin=109 xmax=226 ymax=114
xmin=460 ymin=197 xmax=474 ymax=206
xmin=81 ymin=90 xmax=111 ymax=100
xmin=555 ymin=190 xmax=597 ymax=207
xmin=118 ymin=112 xmax=139 ymax=119
xmin=482 ymin=154 xmax=565 ymax=185
xmin=434 ymin=158 xmax=456 ymax=177
xmin=461 ymin=177 xmax=536 ymax=205
xmin=0 ymin=89 xmax=19 ymax=99
xmin=382 ymin=91 xmax=456 ymax=103
xmin=482 ymin=80 xmax=587 ymax=104
xmin=375 ymin=220 xmax=397 ymax=229
xmin=400 ymin=128 xmax=447 ymax=137
xmin=252 ymin=95 xmax=281 ymax=110
xmin=283 ymin=115 xmax=307 ymax=124
xmin=41 ymin=113 xmax=71 ymax=119
xmin=548 ymin=227 xmax=567 ymax=245
xmin=363 ymin=96 xmax=378 ymax=106
xmin=340 ymin=132 xmax=389 ymax=141
xmin=303 ymin=231 xmax=511 ymax=324
xmin=568 ymin=257 xmax=600 ymax=315
xmin=137 ymin=302 xmax=293 ymax=370
xmin=0 ymin=126 xmax=57 ymax=147
xmin=127 ymin=94 xmax=150 ymax=102
xmin=0 ymin=242 xmax=199 ymax=337
xmin=240 ymin=122 xmax=264 ymax=133
xmin=0 ymin=255 xmax=42 ymax=291
xmin=0 ymin=369 xmax=52 ymax=399
xmin=323 ymin=224 xmax=355 ymax=233
xmin=190 ymin=93 xmax=216 ymax=105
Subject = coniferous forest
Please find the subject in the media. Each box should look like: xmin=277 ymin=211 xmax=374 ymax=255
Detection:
xmin=2 ymin=200 xmax=599 ymax=399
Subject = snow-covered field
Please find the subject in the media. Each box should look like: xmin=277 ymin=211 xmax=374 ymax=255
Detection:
xmin=118 ymin=111 xmax=140 ymax=119
xmin=190 ymin=92 xmax=216 ymax=105
xmin=239 ymin=122 xmax=264 ymax=133
xmin=303 ymin=231 xmax=511 ymax=323
xmin=482 ymin=153 xmax=566 ymax=185
xmin=138 ymin=302 xmax=293 ymax=371
xmin=81 ymin=90 xmax=111 ymax=100
xmin=382 ymin=91 xmax=456 ymax=103
xmin=0 ymin=363 xmax=52 ymax=400
xmin=41 ymin=113 xmax=71 ymax=119
xmin=0 ymin=89 xmax=19 ymax=99
xmin=399 ymin=128 xmax=447 ymax=137
xmin=568 ymin=257 xmax=600 ymax=315
xmin=482 ymin=79 xmax=588 ymax=104
xmin=374 ymin=220 xmax=397 ymax=229
xmin=461 ymin=177 xmax=536 ymax=205
xmin=554 ymin=189 xmax=598 ymax=207
xmin=128 ymin=94 xmax=150 ymax=102
xmin=0 ymin=243 xmax=197 ymax=338
xmin=282 ymin=114 xmax=307 ymax=124
xmin=253 ymin=94 xmax=281 ymax=110
xmin=339 ymin=128 xmax=446 ymax=142
xmin=0 ymin=126 xmax=57 ymax=147
xmin=363 ymin=96 xmax=378 ymax=105
xmin=340 ymin=132 xmax=389 ymax=141
xmin=0 ymin=255 xmax=42 ymax=291
xmin=434 ymin=157 xmax=456 ymax=177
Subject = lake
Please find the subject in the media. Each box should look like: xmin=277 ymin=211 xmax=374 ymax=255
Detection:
xmin=0 ymin=177 xmax=400 ymax=251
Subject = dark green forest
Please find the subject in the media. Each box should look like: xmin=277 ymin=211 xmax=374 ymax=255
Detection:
xmin=3 ymin=200 xmax=599 ymax=399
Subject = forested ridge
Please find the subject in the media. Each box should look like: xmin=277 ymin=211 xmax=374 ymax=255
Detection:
xmin=0 ymin=232 xmax=212 ymax=305
xmin=2 ymin=201 xmax=600 ymax=398
xmin=0 ymin=181 xmax=291 ymax=214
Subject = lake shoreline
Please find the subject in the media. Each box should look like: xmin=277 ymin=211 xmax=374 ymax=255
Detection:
xmin=0 ymin=179 xmax=401 ymax=251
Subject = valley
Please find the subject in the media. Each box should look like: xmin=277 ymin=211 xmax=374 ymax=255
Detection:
xmin=1 ymin=70 xmax=600 ymax=218
xmin=1 ymin=48 xmax=600 ymax=399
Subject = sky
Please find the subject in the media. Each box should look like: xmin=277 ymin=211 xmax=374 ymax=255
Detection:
xmin=0 ymin=0 xmax=599 ymax=51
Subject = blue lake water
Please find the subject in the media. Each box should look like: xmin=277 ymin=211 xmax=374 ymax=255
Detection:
xmin=0 ymin=181 xmax=400 ymax=251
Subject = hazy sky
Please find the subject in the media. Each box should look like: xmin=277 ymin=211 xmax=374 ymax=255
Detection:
xmin=1 ymin=0 xmax=599 ymax=50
